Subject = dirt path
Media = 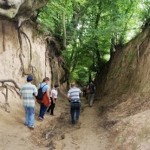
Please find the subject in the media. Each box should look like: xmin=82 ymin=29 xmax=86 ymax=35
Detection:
xmin=0 ymin=109 xmax=46 ymax=150
xmin=0 ymin=98 xmax=110 ymax=150
xmin=57 ymin=99 xmax=110 ymax=150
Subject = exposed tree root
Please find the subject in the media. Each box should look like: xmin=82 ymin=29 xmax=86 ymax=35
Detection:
xmin=17 ymin=26 xmax=34 ymax=76
xmin=2 ymin=22 xmax=5 ymax=52
xmin=0 ymin=79 xmax=20 ymax=90
xmin=19 ymin=29 xmax=32 ymax=63
xmin=0 ymin=79 xmax=20 ymax=112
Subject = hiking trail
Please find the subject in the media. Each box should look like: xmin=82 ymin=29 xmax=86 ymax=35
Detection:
xmin=57 ymin=99 xmax=110 ymax=150
xmin=0 ymin=97 xmax=110 ymax=150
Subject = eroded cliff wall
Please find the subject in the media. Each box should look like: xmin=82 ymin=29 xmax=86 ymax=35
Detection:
xmin=0 ymin=19 xmax=66 ymax=113
xmin=95 ymin=27 xmax=150 ymax=113
xmin=103 ymin=28 xmax=150 ymax=96
xmin=0 ymin=20 xmax=51 ymax=82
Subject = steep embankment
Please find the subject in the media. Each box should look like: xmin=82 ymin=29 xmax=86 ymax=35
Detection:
xmin=0 ymin=1 xmax=66 ymax=115
xmin=0 ymin=19 xmax=50 ymax=149
xmin=100 ymin=27 xmax=150 ymax=111
xmin=0 ymin=1 xmax=67 ymax=149
xmin=96 ymin=27 xmax=150 ymax=149
xmin=0 ymin=19 xmax=56 ymax=112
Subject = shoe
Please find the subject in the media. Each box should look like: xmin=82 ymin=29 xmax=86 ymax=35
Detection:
xmin=38 ymin=117 xmax=43 ymax=121
xmin=71 ymin=120 xmax=75 ymax=125
xmin=28 ymin=126 xmax=34 ymax=130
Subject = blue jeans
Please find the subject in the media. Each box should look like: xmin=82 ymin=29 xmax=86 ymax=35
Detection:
xmin=39 ymin=104 xmax=47 ymax=119
xmin=70 ymin=102 xmax=80 ymax=124
xmin=24 ymin=106 xmax=35 ymax=127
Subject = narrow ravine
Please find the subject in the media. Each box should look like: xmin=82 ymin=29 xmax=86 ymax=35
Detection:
xmin=59 ymin=99 xmax=110 ymax=150
xmin=0 ymin=96 xmax=111 ymax=150
xmin=40 ymin=97 xmax=111 ymax=150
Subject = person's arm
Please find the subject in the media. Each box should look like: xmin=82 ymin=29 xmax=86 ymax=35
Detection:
xmin=33 ymin=86 xmax=38 ymax=97
xmin=20 ymin=85 xmax=26 ymax=98
xmin=78 ymin=88 xmax=82 ymax=97
xmin=67 ymin=95 xmax=70 ymax=100
xmin=37 ymin=83 xmax=40 ymax=90
xmin=67 ymin=91 xmax=71 ymax=102
xmin=20 ymin=87 xmax=22 ymax=95
xmin=20 ymin=87 xmax=22 ymax=97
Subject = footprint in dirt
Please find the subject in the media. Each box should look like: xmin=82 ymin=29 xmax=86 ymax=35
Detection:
xmin=71 ymin=137 xmax=80 ymax=149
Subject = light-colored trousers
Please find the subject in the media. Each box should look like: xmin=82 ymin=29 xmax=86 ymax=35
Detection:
xmin=88 ymin=94 xmax=95 ymax=106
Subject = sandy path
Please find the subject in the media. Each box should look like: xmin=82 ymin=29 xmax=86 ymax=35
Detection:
xmin=58 ymin=99 xmax=110 ymax=150
xmin=0 ymin=98 xmax=110 ymax=150
xmin=0 ymin=106 xmax=48 ymax=150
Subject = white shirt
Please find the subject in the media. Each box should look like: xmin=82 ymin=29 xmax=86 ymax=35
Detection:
xmin=51 ymin=88 xmax=58 ymax=99
xmin=68 ymin=87 xmax=81 ymax=100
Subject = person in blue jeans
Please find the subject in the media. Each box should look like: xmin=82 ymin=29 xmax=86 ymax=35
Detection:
xmin=38 ymin=77 xmax=50 ymax=120
xmin=20 ymin=75 xmax=38 ymax=129
xmin=67 ymin=83 xmax=81 ymax=124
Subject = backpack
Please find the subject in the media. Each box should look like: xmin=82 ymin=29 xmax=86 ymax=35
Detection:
xmin=36 ymin=84 xmax=47 ymax=101
xmin=89 ymin=82 xmax=95 ymax=94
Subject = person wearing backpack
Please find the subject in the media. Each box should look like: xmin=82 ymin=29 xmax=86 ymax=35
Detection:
xmin=20 ymin=75 xmax=38 ymax=129
xmin=38 ymin=77 xmax=51 ymax=120
xmin=47 ymin=84 xmax=59 ymax=115
xmin=87 ymin=81 xmax=95 ymax=107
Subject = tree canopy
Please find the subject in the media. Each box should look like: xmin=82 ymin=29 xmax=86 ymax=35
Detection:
xmin=38 ymin=0 xmax=150 ymax=85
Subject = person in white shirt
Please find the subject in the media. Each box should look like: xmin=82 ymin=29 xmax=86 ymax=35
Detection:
xmin=67 ymin=83 xmax=81 ymax=124
xmin=47 ymin=84 xmax=59 ymax=115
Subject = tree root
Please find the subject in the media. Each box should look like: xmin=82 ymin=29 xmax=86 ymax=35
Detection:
xmin=0 ymin=79 xmax=20 ymax=112
xmin=2 ymin=22 xmax=5 ymax=52
xmin=17 ymin=26 xmax=34 ymax=76
xmin=45 ymin=125 xmax=56 ymax=140
xmin=19 ymin=29 xmax=32 ymax=63
xmin=0 ymin=79 xmax=20 ymax=90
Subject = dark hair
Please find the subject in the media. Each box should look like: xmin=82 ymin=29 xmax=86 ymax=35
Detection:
xmin=54 ymin=84 xmax=59 ymax=88
xmin=27 ymin=75 xmax=33 ymax=82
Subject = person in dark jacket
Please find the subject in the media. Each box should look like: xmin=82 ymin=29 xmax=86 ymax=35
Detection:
xmin=87 ymin=81 xmax=95 ymax=107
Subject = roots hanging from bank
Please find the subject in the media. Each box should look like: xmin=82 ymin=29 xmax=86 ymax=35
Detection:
xmin=17 ymin=25 xmax=34 ymax=76
xmin=0 ymin=79 xmax=20 ymax=112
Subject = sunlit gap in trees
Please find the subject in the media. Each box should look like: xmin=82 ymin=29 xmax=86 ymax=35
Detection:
xmin=126 ymin=1 xmax=149 ymax=42
xmin=38 ymin=0 xmax=150 ymax=84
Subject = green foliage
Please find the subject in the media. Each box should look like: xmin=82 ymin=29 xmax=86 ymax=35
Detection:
xmin=38 ymin=0 xmax=150 ymax=83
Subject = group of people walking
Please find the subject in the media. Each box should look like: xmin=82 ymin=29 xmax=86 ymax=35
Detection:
xmin=83 ymin=81 xmax=96 ymax=106
xmin=20 ymin=75 xmax=59 ymax=129
xmin=20 ymin=75 xmax=95 ymax=129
